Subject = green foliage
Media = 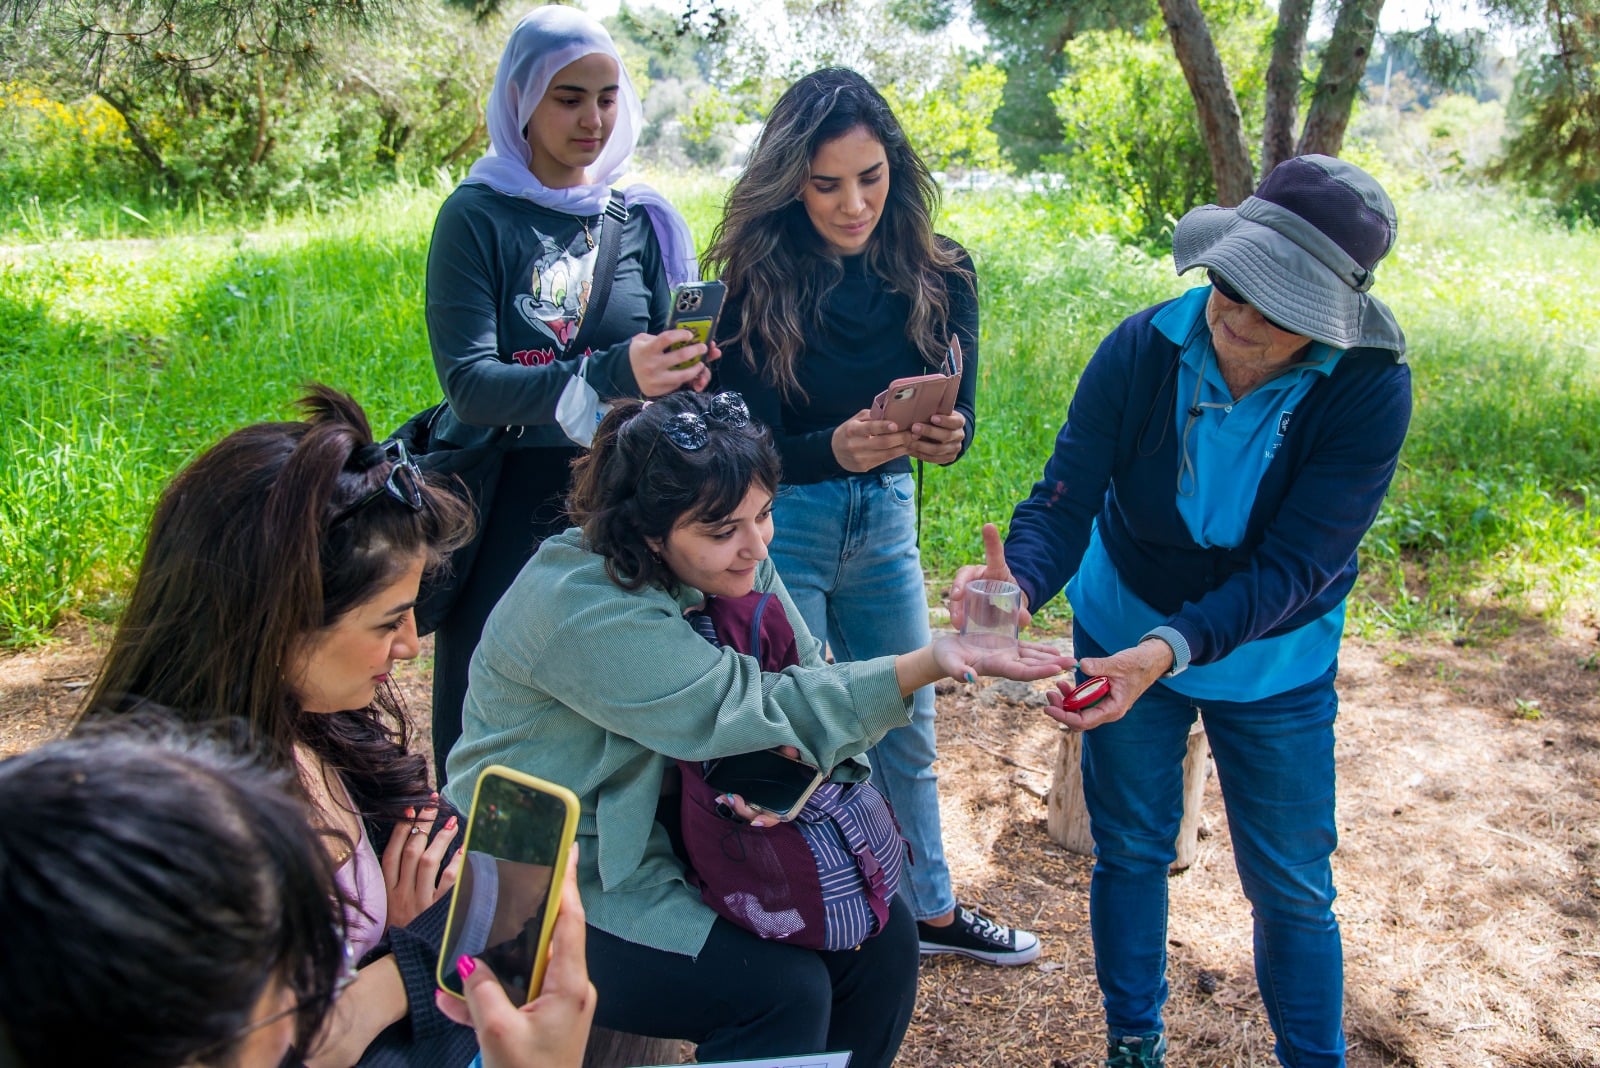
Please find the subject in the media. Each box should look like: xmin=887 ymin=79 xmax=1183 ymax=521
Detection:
xmin=1492 ymin=22 xmax=1600 ymax=224
xmin=0 ymin=1 xmax=498 ymax=210
xmin=1 ymin=181 xmax=1596 ymax=646
xmin=1351 ymin=89 xmax=1508 ymax=191
xmin=679 ymin=87 xmax=741 ymax=168
xmin=1049 ymin=32 xmax=1211 ymax=242
xmin=0 ymin=84 xmax=149 ymax=203
xmin=1044 ymin=0 xmax=1272 ymax=243
xmin=882 ymin=63 xmax=1007 ymax=174
xmin=0 ymin=0 xmax=393 ymax=82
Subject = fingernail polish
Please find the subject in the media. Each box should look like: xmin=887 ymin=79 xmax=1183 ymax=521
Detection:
xmin=444 ymin=816 xmax=457 ymax=829
xmin=964 ymin=672 xmax=975 ymax=683
xmin=456 ymin=955 xmax=476 ymax=979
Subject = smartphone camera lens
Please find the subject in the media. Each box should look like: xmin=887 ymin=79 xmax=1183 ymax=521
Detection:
xmin=676 ymin=289 xmax=702 ymax=313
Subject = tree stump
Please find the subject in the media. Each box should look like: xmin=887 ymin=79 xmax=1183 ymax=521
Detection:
xmin=1171 ymin=721 xmax=1212 ymax=871
xmin=582 ymin=1027 xmax=686 ymax=1068
xmin=1046 ymin=719 xmax=1212 ymax=872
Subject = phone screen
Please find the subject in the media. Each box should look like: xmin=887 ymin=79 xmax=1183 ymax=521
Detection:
xmin=437 ymin=772 xmax=573 ymax=1001
xmin=702 ymin=749 xmax=824 ymax=818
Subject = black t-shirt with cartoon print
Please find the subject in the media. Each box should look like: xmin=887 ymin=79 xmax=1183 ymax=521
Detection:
xmin=425 ymin=182 xmax=670 ymax=449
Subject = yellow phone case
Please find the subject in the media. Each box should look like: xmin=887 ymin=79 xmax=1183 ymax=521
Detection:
xmin=435 ymin=765 xmax=580 ymax=1004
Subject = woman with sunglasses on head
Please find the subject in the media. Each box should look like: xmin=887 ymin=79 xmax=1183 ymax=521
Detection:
xmin=0 ymin=725 xmax=598 ymax=1068
xmin=702 ymin=68 xmax=1038 ymax=967
xmin=425 ymin=5 xmax=714 ymax=781
xmin=81 ymin=386 xmax=482 ymax=1066
xmin=951 ymin=156 xmax=1412 ymax=1068
xmin=442 ymin=390 xmax=1072 ymax=1066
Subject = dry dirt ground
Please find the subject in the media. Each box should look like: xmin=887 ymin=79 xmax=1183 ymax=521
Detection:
xmin=3 ymin=615 xmax=1598 ymax=1068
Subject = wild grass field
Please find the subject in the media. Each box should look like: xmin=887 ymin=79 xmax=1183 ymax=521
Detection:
xmin=1 ymin=176 xmax=1597 ymax=646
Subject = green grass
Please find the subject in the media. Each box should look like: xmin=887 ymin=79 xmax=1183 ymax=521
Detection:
xmin=2 ymin=178 xmax=1597 ymax=646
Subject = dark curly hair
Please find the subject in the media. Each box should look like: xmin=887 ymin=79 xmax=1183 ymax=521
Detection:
xmin=568 ymin=391 xmax=781 ymax=593
xmin=81 ymin=385 xmax=474 ymax=822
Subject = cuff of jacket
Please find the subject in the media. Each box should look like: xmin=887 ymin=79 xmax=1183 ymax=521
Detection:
xmin=589 ymin=336 xmax=642 ymax=401
xmin=387 ymin=897 xmax=467 ymax=1045
xmin=1140 ymin=626 xmax=1191 ymax=677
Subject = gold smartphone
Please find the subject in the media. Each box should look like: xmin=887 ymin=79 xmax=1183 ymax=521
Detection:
xmin=435 ymin=766 xmax=580 ymax=1003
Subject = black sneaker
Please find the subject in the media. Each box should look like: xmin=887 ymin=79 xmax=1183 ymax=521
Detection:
xmin=916 ymin=905 xmax=1042 ymax=965
xmin=1105 ymin=1031 xmax=1167 ymax=1068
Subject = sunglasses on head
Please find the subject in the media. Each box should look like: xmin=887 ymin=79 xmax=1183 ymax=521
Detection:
xmin=654 ymin=392 xmax=752 ymax=452
xmin=635 ymin=392 xmax=752 ymax=474
xmin=1207 ymin=270 xmax=1295 ymax=333
xmin=330 ymin=438 xmax=424 ymax=527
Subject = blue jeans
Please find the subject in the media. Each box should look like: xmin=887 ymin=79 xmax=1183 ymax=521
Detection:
xmin=771 ymin=474 xmax=955 ymax=922
xmin=1075 ymin=626 xmax=1346 ymax=1068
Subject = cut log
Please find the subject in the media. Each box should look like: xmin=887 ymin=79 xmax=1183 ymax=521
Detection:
xmin=1047 ymin=720 xmax=1212 ymax=873
xmin=1172 ymin=723 xmax=1212 ymax=872
xmin=1046 ymin=730 xmax=1094 ymax=855
xmin=582 ymin=1027 xmax=686 ymax=1068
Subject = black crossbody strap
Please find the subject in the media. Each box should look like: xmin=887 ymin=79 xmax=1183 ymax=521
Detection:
xmin=564 ymin=189 xmax=628 ymax=359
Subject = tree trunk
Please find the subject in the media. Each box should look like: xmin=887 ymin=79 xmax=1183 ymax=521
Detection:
xmin=1297 ymin=0 xmax=1386 ymax=157
xmin=250 ymin=62 xmax=272 ymax=166
xmin=1157 ymin=0 xmax=1255 ymax=204
xmin=1261 ymin=0 xmax=1314 ymax=178
xmin=96 ymin=88 xmax=175 ymax=186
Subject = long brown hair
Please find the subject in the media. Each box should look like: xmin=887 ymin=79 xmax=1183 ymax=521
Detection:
xmin=701 ymin=67 xmax=969 ymax=401
xmin=80 ymin=386 xmax=473 ymax=819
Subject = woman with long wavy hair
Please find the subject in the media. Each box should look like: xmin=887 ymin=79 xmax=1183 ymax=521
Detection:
xmin=705 ymin=67 xmax=1038 ymax=966
xmin=80 ymin=386 xmax=481 ymax=1067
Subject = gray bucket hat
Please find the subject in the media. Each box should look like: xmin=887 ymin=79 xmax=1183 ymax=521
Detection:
xmin=1172 ymin=154 xmax=1406 ymax=355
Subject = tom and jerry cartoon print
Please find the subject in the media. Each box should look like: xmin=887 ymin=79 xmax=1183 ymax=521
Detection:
xmin=509 ymin=235 xmax=597 ymax=367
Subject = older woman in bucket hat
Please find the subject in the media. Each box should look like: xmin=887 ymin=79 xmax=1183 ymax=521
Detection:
xmin=951 ymin=155 xmax=1411 ymax=1068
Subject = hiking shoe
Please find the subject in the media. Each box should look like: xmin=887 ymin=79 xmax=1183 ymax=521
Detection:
xmin=1105 ymin=1031 xmax=1167 ymax=1068
xmin=916 ymin=905 xmax=1041 ymax=965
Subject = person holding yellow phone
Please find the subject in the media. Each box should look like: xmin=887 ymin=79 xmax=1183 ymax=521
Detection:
xmin=433 ymin=846 xmax=597 ymax=1068
xmin=424 ymin=6 xmax=715 ymax=784
xmin=0 ymin=727 xmax=600 ymax=1068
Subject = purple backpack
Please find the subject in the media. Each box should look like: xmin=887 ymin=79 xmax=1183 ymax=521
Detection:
xmin=677 ymin=591 xmax=906 ymax=951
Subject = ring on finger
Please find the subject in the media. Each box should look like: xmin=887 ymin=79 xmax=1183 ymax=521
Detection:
xmin=409 ymin=825 xmax=424 ymax=835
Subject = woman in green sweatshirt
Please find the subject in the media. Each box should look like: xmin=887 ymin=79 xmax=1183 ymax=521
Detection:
xmin=442 ymin=390 xmax=1071 ymax=1067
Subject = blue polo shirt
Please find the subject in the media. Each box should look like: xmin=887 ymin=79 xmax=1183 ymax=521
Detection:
xmin=1066 ymin=286 xmax=1348 ymax=702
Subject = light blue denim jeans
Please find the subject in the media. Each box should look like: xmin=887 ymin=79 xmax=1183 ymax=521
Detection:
xmin=1075 ymin=626 xmax=1347 ymax=1068
xmin=771 ymin=473 xmax=956 ymax=923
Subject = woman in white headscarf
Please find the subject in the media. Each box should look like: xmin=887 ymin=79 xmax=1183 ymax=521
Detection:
xmin=425 ymin=5 xmax=712 ymax=776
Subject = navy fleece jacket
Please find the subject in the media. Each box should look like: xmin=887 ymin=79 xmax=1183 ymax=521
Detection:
xmin=1004 ymin=298 xmax=1412 ymax=669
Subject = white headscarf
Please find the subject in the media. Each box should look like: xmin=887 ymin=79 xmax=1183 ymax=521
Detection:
xmin=464 ymin=6 xmax=698 ymax=287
